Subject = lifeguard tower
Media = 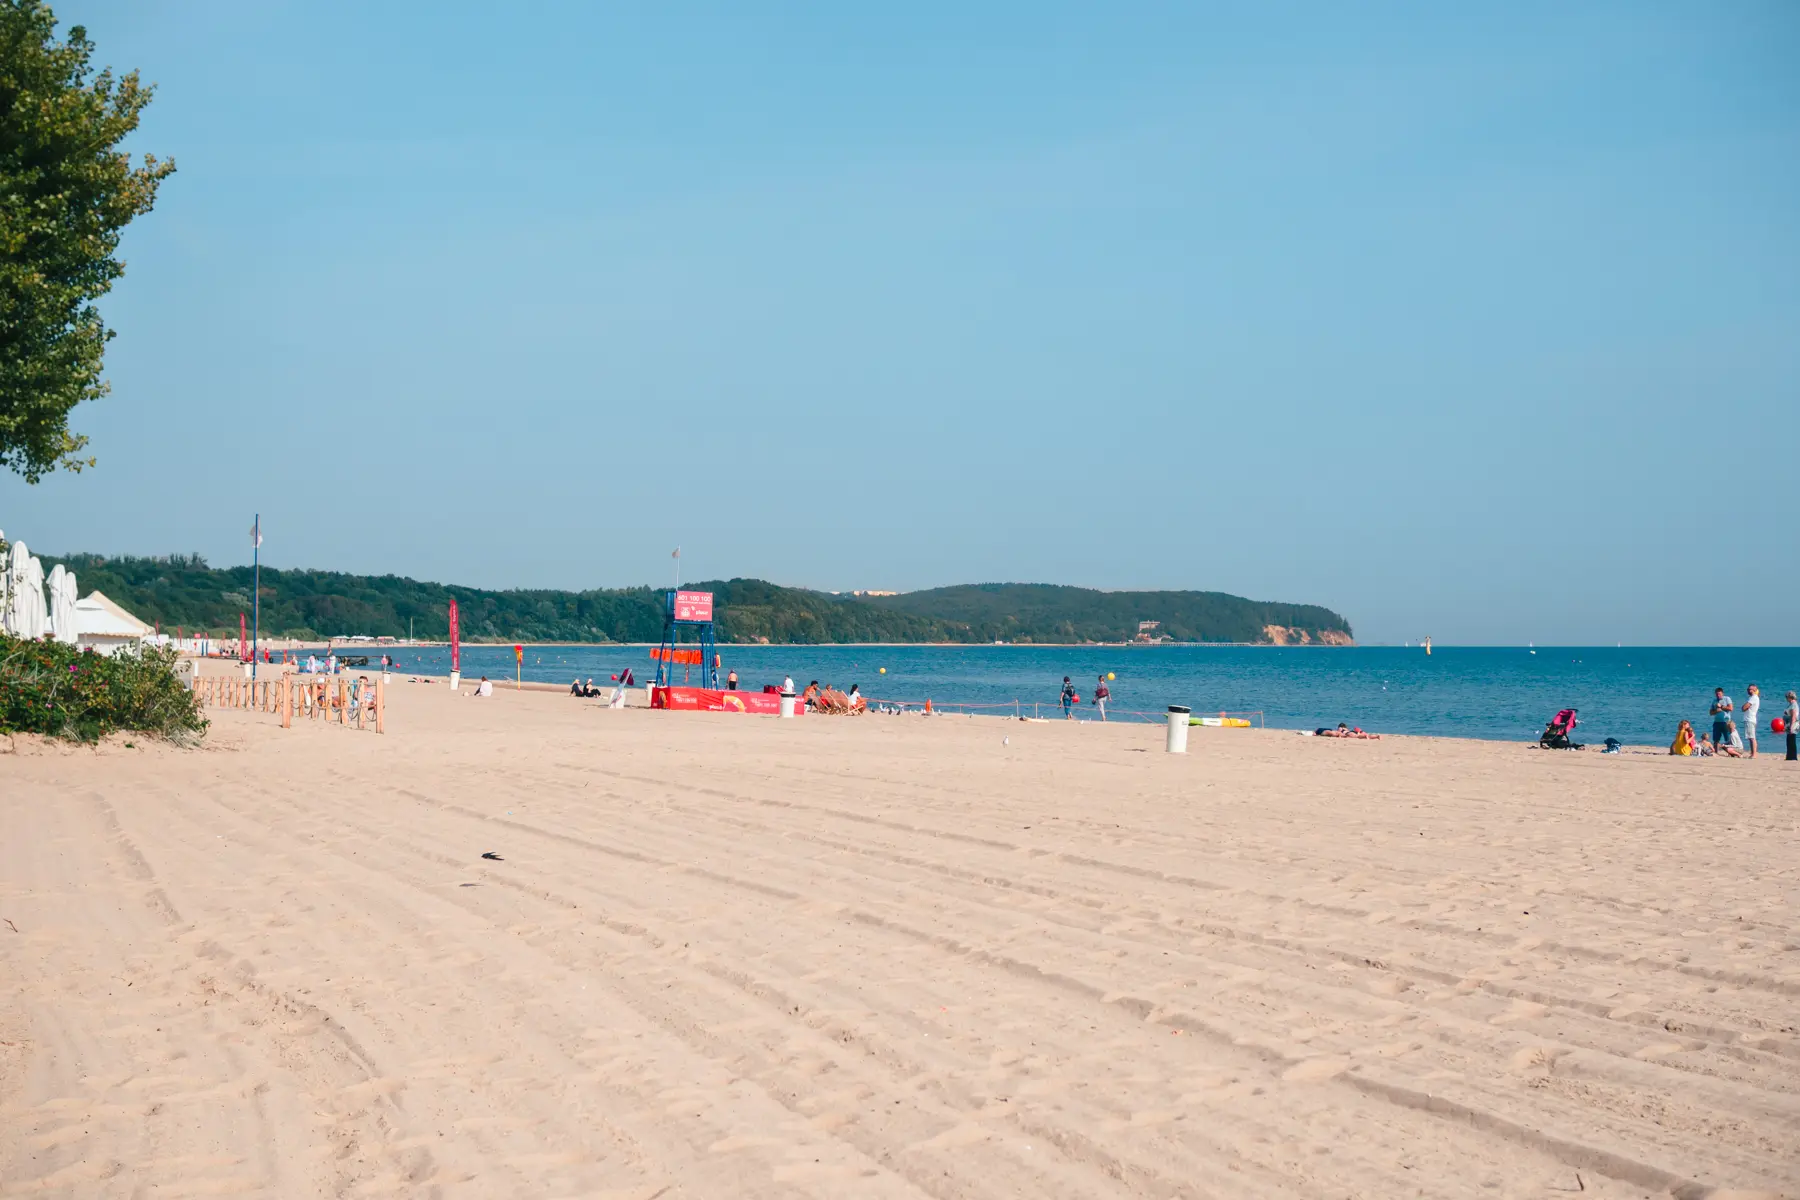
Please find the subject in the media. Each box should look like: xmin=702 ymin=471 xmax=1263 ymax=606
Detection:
xmin=652 ymin=590 xmax=719 ymax=690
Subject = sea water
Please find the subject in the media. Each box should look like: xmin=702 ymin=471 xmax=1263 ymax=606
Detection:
xmin=359 ymin=644 xmax=1800 ymax=747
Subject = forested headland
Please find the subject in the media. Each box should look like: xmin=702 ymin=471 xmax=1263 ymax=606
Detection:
xmin=43 ymin=554 xmax=1354 ymax=646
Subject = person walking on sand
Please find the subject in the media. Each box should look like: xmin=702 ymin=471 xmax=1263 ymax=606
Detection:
xmin=1060 ymin=676 xmax=1076 ymax=720
xmin=1093 ymin=674 xmax=1111 ymax=722
xmin=1709 ymin=687 xmax=1733 ymax=748
xmin=1742 ymin=684 xmax=1761 ymax=759
xmin=1785 ymin=691 xmax=1799 ymax=762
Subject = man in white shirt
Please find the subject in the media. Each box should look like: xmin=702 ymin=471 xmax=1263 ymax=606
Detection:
xmin=782 ymin=675 xmax=794 ymax=695
xmin=1742 ymin=684 xmax=1761 ymax=759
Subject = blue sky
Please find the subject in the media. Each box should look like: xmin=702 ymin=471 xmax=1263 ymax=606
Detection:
xmin=3 ymin=1 xmax=1796 ymax=644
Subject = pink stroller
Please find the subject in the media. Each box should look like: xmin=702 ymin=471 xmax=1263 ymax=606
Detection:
xmin=1540 ymin=708 xmax=1580 ymax=750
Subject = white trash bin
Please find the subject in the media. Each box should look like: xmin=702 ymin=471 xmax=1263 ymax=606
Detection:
xmin=778 ymin=690 xmax=796 ymax=719
xmin=1166 ymin=705 xmax=1191 ymax=754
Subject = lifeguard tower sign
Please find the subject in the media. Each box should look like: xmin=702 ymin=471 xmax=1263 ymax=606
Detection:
xmin=672 ymin=590 xmax=713 ymax=623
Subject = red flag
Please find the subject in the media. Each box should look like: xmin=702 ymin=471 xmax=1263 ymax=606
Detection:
xmin=449 ymin=599 xmax=461 ymax=672
xmin=240 ymin=612 xmax=249 ymax=662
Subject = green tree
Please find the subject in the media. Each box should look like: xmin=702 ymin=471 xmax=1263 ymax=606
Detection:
xmin=1 ymin=1 xmax=173 ymax=481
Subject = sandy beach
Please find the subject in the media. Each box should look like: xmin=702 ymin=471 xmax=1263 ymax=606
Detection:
xmin=3 ymin=686 xmax=1796 ymax=1198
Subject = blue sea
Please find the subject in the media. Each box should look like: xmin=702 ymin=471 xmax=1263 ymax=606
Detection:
xmin=348 ymin=644 xmax=1799 ymax=747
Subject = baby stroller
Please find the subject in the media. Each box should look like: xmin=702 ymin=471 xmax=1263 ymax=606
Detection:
xmin=1539 ymin=708 xmax=1581 ymax=750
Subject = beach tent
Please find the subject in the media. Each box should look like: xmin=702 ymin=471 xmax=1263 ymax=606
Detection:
xmin=74 ymin=590 xmax=153 ymax=655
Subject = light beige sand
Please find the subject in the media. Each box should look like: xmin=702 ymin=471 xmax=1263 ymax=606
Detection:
xmin=3 ymin=686 xmax=1796 ymax=1198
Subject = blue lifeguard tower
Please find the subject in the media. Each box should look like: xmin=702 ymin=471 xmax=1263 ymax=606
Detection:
xmin=653 ymin=590 xmax=719 ymax=689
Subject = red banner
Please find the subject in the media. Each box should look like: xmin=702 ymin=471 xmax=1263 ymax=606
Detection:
xmin=240 ymin=612 xmax=248 ymax=661
xmin=674 ymin=590 xmax=714 ymax=622
xmin=448 ymin=599 xmax=460 ymax=672
xmin=651 ymin=687 xmax=795 ymax=715
xmin=649 ymin=647 xmax=704 ymax=665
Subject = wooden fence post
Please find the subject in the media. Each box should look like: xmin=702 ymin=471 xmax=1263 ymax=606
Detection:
xmin=375 ymin=677 xmax=385 ymax=734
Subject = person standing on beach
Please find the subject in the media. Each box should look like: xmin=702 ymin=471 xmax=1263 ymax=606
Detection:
xmin=1060 ymin=677 xmax=1076 ymax=719
xmin=1742 ymin=684 xmax=1760 ymax=759
xmin=1785 ymin=691 xmax=1798 ymax=762
xmin=1709 ymin=687 xmax=1733 ymax=748
xmin=726 ymin=669 xmax=739 ymax=691
xmin=1093 ymin=674 xmax=1110 ymax=721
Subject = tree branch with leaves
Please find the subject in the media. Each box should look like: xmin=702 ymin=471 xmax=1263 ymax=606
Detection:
xmin=1 ymin=0 xmax=173 ymax=482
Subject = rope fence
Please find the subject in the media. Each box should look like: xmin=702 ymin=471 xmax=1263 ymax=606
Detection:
xmin=855 ymin=697 xmax=1263 ymax=727
xmin=192 ymin=672 xmax=385 ymax=733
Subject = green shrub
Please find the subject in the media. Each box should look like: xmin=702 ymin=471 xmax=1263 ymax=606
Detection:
xmin=0 ymin=633 xmax=207 ymax=743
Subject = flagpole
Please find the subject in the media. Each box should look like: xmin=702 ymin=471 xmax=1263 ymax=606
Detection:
xmin=251 ymin=514 xmax=260 ymax=681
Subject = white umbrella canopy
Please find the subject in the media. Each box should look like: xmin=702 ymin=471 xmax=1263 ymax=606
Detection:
xmin=47 ymin=564 xmax=78 ymax=643
xmin=5 ymin=541 xmax=38 ymax=638
xmin=21 ymin=551 xmax=48 ymax=640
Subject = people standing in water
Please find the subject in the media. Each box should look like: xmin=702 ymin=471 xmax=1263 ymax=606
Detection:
xmin=1742 ymin=684 xmax=1760 ymax=759
xmin=1060 ymin=677 xmax=1076 ymax=719
xmin=1093 ymin=674 xmax=1110 ymax=721
xmin=1709 ymin=687 xmax=1733 ymax=748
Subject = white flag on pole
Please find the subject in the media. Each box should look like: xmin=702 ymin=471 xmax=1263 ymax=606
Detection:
xmin=250 ymin=519 xmax=263 ymax=548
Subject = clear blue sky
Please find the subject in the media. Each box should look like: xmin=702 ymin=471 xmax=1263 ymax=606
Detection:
xmin=3 ymin=2 xmax=1796 ymax=644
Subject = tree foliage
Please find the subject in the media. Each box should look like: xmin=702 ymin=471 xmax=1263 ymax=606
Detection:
xmin=1 ymin=1 xmax=174 ymax=481
xmin=43 ymin=554 xmax=1354 ymax=646
xmin=863 ymin=583 xmax=1353 ymax=644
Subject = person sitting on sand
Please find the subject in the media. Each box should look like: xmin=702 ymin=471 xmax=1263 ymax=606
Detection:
xmin=846 ymin=683 xmax=865 ymax=712
xmin=1670 ymin=719 xmax=1697 ymax=756
xmin=570 ymin=677 xmax=583 ymax=696
xmin=1717 ymin=720 xmax=1743 ymax=758
xmin=471 ymin=675 xmax=493 ymax=698
xmin=802 ymin=681 xmax=821 ymax=709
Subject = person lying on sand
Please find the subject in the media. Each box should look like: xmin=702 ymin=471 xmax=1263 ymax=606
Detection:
xmin=1316 ymin=723 xmax=1380 ymax=739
